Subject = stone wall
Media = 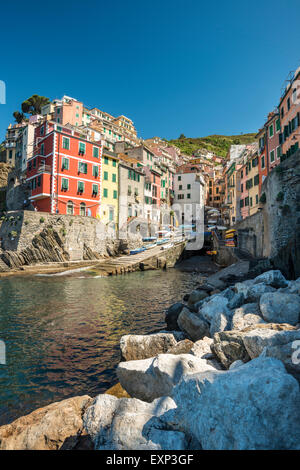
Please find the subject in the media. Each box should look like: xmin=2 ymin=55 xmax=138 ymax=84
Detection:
xmin=235 ymin=211 xmax=264 ymax=258
xmin=234 ymin=150 xmax=300 ymax=278
xmin=0 ymin=211 xmax=142 ymax=270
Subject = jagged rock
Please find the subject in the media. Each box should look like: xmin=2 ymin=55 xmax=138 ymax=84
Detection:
xmin=117 ymin=353 xmax=217 ymax=403
xmin=212 ymin=323 xmax=298 ymax=369
xmin=286 ymin=277 xmax=300 ymax=294
xmin=229 ymin=360 xmax=244 ymax=370
xmin=187 ymin=289 xmax=209 ymax=307
xmin=120 ymin=333 xmax=177 ymax=361
xmin=246 ymin=284 xmax=277 ymax=302
xmin=212 ymin=330 xmax=250 ymax=368
xmin=228 ymin=293 xmax=245 ymax=310
xmin=200 ymin=296 xmax=230 ymax=324
xmin=259 ymin=292 xmax=300 ymax=325
xmin=165 ymin=357 xmax=300 ymax=449
xmin=158 ymin=330 xmax=186 ymax=341
xmin=253 ymin=270 xmax=288 ymax=288
xmin=234 ymin=279 xmax=255 ymax=296
xmin=209 ymin=311 xmax=232 ymax=337
xmin=243 ymin=328 xmax=300 ymax=364
xmin=167 ymin=339 xmax=194 ymax=355
xmin=83 ymin=394 xmax=187 ymax=450
xmin=165 ymin=303 xmax=185 ymax=330
xmin=0 ymin=395 xmax=92 ymax=450
xmin=196 ymin=283 xmax=215 ymax=293
xmin=231 ymin=303 xmax=265 ymax=331
xmin=177 ymin=308 xmax=210 ymax=341
xmin=190 ymin=337 xmax=213 ymax=359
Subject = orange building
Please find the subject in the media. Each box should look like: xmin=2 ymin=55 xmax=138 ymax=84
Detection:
xmin=26 ymin=121 xmax=102 ymax=217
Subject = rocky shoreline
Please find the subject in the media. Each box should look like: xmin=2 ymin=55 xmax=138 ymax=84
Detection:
xmin=1 ymin=265 xmax=300 ymax=450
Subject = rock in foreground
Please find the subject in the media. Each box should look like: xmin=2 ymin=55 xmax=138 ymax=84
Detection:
xmin=165 ymin=357 xmax=300 ymax=449
xmin=117 ymin=353 xmax=217 ymax=402
xmin=83 ymin=394 xmax=186 ymax=450
xmin=120 ymin=333 xmax=177 ymax=361
xmin=0 ymin=395 xmax=92 ymax=450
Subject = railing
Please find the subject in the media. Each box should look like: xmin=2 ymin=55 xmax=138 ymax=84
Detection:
xmin=37 ymin=164 xmax=51 ymax=174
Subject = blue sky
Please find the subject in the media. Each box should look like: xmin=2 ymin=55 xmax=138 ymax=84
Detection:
xmin=1 ymin=0 xmax=300 ymax=141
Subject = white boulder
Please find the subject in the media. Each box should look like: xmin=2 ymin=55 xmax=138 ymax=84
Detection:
xmin=83 ymin=394 xmax=187 ymax=450
xmin=259 ymin=292 xmax=300 ymax=325
xmin=117 ymin=353 xmax=217 ymax=402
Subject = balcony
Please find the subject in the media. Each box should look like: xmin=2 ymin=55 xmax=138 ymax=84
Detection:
xmin=5 ymin=142 xmax=16 ymax=148
xmin=37 ymin=164 xmax=51 ymax=174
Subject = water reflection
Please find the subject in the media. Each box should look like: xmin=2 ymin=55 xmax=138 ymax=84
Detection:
xmin=0 ymin=269 xmax=201 ymax=425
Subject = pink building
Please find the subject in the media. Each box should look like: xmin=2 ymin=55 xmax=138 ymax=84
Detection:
xmin=239 ymin=161 xmax=249 ymax=219
xmin=265 ymin=111 xmax=281 ymax=171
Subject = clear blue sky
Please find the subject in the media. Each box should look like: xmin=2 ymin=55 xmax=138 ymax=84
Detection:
xmin=1 ymin=0 xmax=300 ymax=141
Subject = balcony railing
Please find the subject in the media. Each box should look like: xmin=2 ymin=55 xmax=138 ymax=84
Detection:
xmin=37 ymin=164 xmax=51 ymax=174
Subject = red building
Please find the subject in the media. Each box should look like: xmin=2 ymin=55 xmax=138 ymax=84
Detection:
xmin=151 ymin=168 xmax=161 ymax=208
xmin=279 ymin=67 xmax=300 ymax=158
xmin=26 ymin=121 xmax=102 ymax=217
xmin=256 ymin=127 xmax=268 ymax=193
xmin=265 ymin=111 xmax=281 ymax=171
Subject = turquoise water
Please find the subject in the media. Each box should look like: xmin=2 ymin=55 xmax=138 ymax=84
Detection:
xmin=0 ymin=268 xmax=201 ymax=425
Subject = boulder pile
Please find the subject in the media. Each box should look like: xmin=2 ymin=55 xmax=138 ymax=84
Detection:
xmin=1 ymin=269 xmax=300 ymax=450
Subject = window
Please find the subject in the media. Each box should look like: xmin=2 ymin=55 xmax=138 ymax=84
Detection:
xmin=245 ymin=197 xmax=249 ymax=206
xmin=187 ymin=193 xmax=191 ymax=199
xmin=41 ymin=143 xmax=44 ymax=156
xmin=128 ymin=185 xmax=132 ymax=195
xmin=179 ymin=185 xmax=182 ymax=190
xmin=104 ymin=171 xmax=108 ymax=180
xmin=61 ymin=178 xmax=69 ymax=191
xmin=112 ymin=173 xmax=117 ymax=182
xmin=103 ymin=188 xmax=108 ymax=198
xmin=112 ymin=160 xmax=117 ymax=167
xmin=79 ymin=142 xmax=86 ymax=155
xmin=113 ymin=190 xmax=118 ymax=199
xmin=62 ymin=157 xmax=69 ymax=170
xmin=62 ymin=137 xmax=70 ymax=150
xmin=109 ymin=208 xmax=114 ymax=221
xmin=269 ymin=124 xmax=274 ymax=138
xmin=254 ymin=174 xmax=259 ymax=186
xmin=270 ymin=150 xmax=275 ymax=163
xmin=28 ymin=161 xmax=32 ymax=171
xmin=33 ymin=159 xmax=37 ymax=168
xmin=92 ymin=184 xmax=98 ymax=195
xmin=104 ymin=157 xmax=109 ymax=165
xmin=261 ymin=155 xmax=265 ymax=169
xmin=287 ymin=97 xmax=291 ymax=111
xmin=93 ymin=165 xmax=99 ymax=177
xmin=178 ymin=175 xmax=181 ymax=181
xmin=57 ymin=108 xmax=61 ymax=114
xmin=187 ymin=184 xmax=191 ymax=189
xmin=67 ymin=201 xmax=74 ymax=215
xmin=80 ymin=203 xmax=86 ymax=216
xmin=241 ymin=183 xmax=243 ymax=193
xmin=77 ymin=181 xmax=84 ymax=193
xmin=93 ymin=146 xmax=99 ymax=158
xmin=78 ymin=161 xmax=87 ymax=174
xmin=40 ymin=125 xmax=44 ymax=135
xmin=256 ymin=194 xmax=259 ymax=205
xmin=276 ymin=118 xmax=281 ymax=133
xmin=37 ymin=175 xmax=41 ymax=187
xmin=276 ymin=146 xmax=281 ymax=159
xmin=250 ymin=197 xmax=253 ymax=207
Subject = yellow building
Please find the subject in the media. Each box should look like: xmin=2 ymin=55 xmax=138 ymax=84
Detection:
xmin=245 ymin=151 xmax=260 ymax=216
xmin=100 ymin=150 xmax=119 ymax=229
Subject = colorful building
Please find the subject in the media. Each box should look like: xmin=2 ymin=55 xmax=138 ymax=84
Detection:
xmin=26 ymin=121 xmax=102 ymax=217
xmin=100 ymin=150 xmax=119 ymax=228
xmin=279 ymin=67 xmax=300 ymax=159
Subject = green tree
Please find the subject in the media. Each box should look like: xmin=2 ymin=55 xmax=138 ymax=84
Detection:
xmin=179 ymin=134 xmax=186 ymax=140
xmin=13 ymin=111 xmax=27 ymax=124
xmin=21 ymin=94 xmax=50 ymax=115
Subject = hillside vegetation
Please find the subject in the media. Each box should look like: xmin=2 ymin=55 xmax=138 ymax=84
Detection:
xmin=169 ymin=133 xmax=257 ymax=158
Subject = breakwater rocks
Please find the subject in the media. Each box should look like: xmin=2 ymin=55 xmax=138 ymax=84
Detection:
xmin=1 ymin=269 xmax=300 ymax=450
